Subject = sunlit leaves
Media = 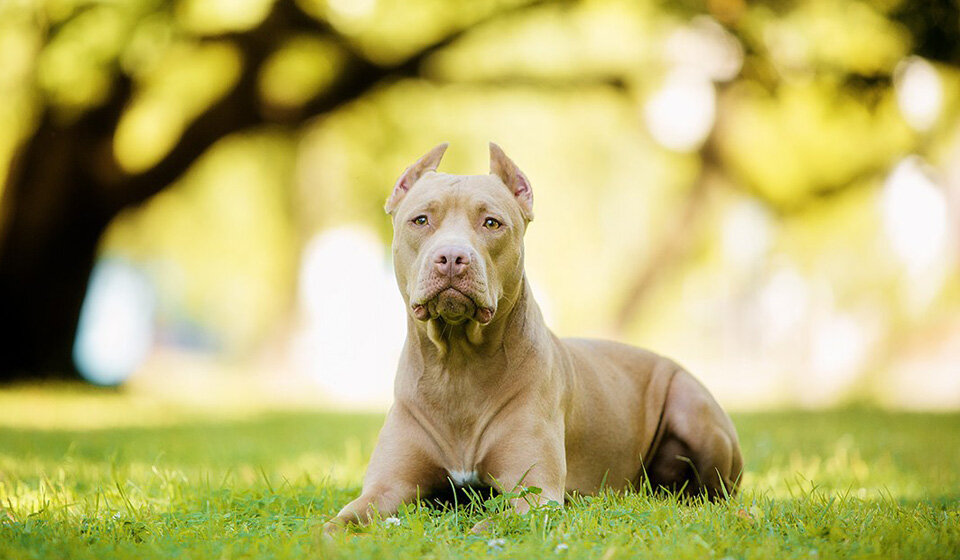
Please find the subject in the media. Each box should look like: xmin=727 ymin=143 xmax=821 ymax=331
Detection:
xmin=300 ymin=0 xmax=536 ymax=65
xmin=425 ymin=0 xmax=661 ymax=83
xmin=718 ymin=80 xmax=913 ymax=208
xmin=0 ymin=8 xmax=42 ymax=193
xmin=176 ymin=0 xmax=276 ymax=35
xmin=3 ymin=0 xmax=960 ymax=393
xmin=121 ymin=13 xmax=179 ymax=79
xmin=114 ymin=41 xmax=242 ymax=173
xmin=750 ymin=0 xmax=910 ymax=77
xmin=258 ymin=35 xmax=346 ymax=110
xmin=37 ymin=5 xmax=131 ymax=112
xmin=0 ymin=13 xmax=40 ymax=90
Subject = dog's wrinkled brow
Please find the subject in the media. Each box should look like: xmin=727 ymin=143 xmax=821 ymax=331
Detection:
xmin=473 ymin=201 xmax=509 ymax=221
xmin=404 ymin=200 xmax=442 ymax=218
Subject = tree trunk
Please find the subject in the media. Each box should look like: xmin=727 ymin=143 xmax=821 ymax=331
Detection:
xmin=0 ymin=117 xmax=114 ymax=380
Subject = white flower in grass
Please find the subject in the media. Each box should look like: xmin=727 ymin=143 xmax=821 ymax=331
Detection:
xmin=487 ymin=538 xmax=506 ymax=549
xmin=384 ymin=517 xmax=401 ymax=527
xmin=555 ymin=543 xmax=569 ymax=552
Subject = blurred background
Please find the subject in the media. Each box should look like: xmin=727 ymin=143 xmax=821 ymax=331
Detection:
xmin=1 ymin=0 xmax=958 ymax=412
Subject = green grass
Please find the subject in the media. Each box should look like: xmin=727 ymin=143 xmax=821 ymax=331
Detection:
xmin=1 ymin=385 xmax=958 ymax=559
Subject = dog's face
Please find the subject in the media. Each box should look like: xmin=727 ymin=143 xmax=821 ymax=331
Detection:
xmin=386 ymin=143 xmax=534 ymax=326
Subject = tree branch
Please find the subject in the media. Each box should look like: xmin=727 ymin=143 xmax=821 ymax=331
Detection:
xmin=614 ymin=138 xmax=718 ymax=332
xmin=100 ymin=0 xmax=566 ymax=211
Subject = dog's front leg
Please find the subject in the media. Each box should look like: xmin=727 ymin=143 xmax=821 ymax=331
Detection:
xmin=468 ymin=432 xmax=565 ymax=534
xmin=484 ymin=425 xmax=567 ymax=514
xmin=322 ymin=407 xmax=441 ymax=534
xmin=322 ymin=482 xmax=416 ymax=533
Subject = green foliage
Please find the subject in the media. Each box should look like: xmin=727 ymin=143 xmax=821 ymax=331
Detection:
xmin=1 ymin=388 xmax=958 ymax=559
xmin=116 ymin=41 xmax=243 ymax=171
xmin=1 ymin=0 xmax=958 ymax=401
xmin=720 ymin=80 xmax=914 ymax=207
xmin=258 ymin=35 xmax=346 ymax=110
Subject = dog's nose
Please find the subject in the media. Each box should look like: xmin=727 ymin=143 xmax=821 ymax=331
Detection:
xmin=434 ymin=246 xmax=471 ymax=277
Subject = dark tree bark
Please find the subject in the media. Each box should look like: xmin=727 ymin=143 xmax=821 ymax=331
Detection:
xmin=0 ymin=113 xmax=118 ymax=379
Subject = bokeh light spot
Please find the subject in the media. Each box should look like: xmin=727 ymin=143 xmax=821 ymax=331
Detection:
xmin=643 ymin=69 xmax=716 ymax=152
xmin=74 ymin=259 xmax=156 ymax=386
xmin=894 ymin=56 xmax=943 ymax=132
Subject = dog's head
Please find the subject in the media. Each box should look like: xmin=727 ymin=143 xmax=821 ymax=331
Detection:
xmin=386 ymin=143 xmax=534 ymax=326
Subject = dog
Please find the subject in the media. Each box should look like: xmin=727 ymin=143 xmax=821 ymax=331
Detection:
xmin=323 ymin=143 xmax=742 ymax=532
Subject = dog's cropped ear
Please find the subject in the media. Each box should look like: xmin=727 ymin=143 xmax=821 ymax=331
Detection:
xmin=385 ymin=143 xmax=448 ymax=214
xmin=489 ymin=142 xmax=533 ymax=221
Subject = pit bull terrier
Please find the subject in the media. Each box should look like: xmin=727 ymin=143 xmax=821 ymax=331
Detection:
xmin=323 ymin=143 xmax=742 ymax=532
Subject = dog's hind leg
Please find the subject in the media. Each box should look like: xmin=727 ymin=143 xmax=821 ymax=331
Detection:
xmin=645 ymin=370 xmax=742 ymax=500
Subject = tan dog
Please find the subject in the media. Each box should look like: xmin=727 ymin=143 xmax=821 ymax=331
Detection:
xmin=324 ymin=143 xmax=742 ymax=532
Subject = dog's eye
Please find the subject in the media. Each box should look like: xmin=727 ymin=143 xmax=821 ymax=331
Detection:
xmin=483 ymin=217 xmax=502 ymax=230
xmin=412 ymin=215 xmax=428 ymax=226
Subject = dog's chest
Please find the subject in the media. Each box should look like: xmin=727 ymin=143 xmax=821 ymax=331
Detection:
xmin=446 ymin=469 xmax=481 ymax=487
xmin=409 ymin=376 xmax=516 ymax=488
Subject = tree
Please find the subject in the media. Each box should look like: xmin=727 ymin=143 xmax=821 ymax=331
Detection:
xmin=0 ymin=0 xmax=554 ymax=380
xmin=1 ymin=0 xmax=956 ymax=382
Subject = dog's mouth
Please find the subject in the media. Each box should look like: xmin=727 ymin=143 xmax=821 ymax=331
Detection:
xmin=412 ymin=287 xmax=495 ymax=325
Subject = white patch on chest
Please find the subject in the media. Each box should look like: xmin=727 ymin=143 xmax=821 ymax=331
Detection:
xmin=447 ymin=469 xmax=481 ymax=487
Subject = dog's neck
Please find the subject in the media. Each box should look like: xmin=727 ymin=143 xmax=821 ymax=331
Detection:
xmin=405 ymin=276 xmax=549 ymax=376
xmin=396 ymin=277 xmax=553 ymax=436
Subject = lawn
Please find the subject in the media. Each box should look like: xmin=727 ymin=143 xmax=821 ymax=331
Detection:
xmin=0 ymin=384 xmax=958 ymax=559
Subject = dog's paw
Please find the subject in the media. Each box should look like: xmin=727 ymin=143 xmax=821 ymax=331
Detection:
xmin=317 ymin=519 xmax=344 ymax=539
